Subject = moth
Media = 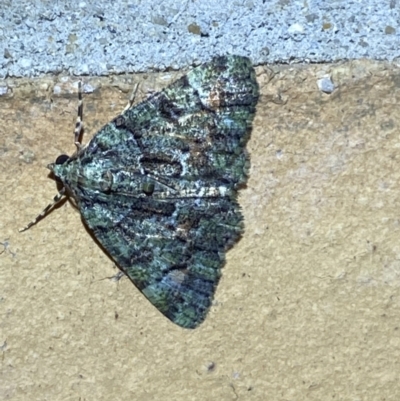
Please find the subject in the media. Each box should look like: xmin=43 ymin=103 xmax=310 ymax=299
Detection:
xmin=22 ymin=55 xmax=259 ymax=328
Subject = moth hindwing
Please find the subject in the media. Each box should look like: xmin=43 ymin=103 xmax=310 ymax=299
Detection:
xmin=24 ymin=55 xmax=259 ymax=329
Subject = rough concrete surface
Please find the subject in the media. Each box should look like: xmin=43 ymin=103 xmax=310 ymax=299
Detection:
xmin=1 ymin=60 xmax=400 ymax=400
xmin=1 ymin=0 xmax=400 ymax=77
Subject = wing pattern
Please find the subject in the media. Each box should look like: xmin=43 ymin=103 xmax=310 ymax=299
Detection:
xmin=53 ymin=55 xmax=259 ymax=328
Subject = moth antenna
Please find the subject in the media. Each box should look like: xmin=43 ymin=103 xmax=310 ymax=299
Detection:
xmin=74 ymin=80 xmax=84 ymax=149
xmin=122 ymin=83 xmax=139 ymax=112
xmin=19 ymin=188 xmax=66 ymax=232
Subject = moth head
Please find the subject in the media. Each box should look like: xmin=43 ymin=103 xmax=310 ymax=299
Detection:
xmin=47 ymin=154 xmax=70 ymax=182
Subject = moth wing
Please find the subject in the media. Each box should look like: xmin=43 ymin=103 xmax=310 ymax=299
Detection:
xmin=76 ymin=55 xmax=259 ymax=328
xmin=82 ymin=195 xmax=243 ymax=328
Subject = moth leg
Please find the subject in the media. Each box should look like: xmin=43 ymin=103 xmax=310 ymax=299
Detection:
xmin=122 ymin=83 xmax=139 ymax=112
xmin=74 ymin=80 xmax=84 ymax=150
xmin=19 ymin=188 xmax=66 ymax=232
xmin=110 ymin=270 xmax=126 ymax=282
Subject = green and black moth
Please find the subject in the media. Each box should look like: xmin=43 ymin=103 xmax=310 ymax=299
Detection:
xmin=21 ymin=55 xmax=259 ymax=329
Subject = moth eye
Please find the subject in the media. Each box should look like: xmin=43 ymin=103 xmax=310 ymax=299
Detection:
xmin=55 ymin=154 xmax=70 ymax=165
xmin=142 ymin=181 xmax=155 ymax=196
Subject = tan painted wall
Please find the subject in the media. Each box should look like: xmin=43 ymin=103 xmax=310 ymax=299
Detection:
xmin=1 ymin=60 xmax=400 ymax=400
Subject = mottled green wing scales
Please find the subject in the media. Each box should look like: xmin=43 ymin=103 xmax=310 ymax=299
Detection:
xmin=54 ymin=55 xmax=259 ymax=328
